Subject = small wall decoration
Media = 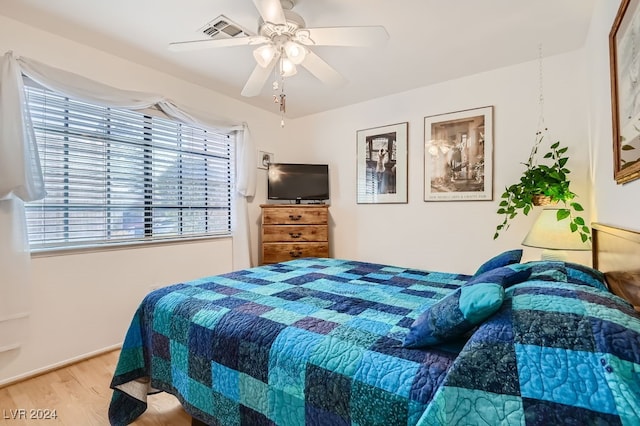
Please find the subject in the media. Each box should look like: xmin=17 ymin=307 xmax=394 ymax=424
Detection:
xmin=424 ymin=106 xmax=493 ymax=201
xmin=356 ymin=122 xmax=408 ymax=204
xmin=258 ymin=150 xmax=274 ymax=169
xmin=610 ymin=0 xmax=640 ymax=184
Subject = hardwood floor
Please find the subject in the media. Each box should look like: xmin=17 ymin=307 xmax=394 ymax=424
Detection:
xmin=0 ymin=350 xmax=191 ymax=425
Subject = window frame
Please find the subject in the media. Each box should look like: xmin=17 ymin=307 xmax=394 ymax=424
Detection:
xmin=23 ymin=80 xmax=235 ymax=253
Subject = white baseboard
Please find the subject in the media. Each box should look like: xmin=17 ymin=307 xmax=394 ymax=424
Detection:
xmin=0 ymin=343 xmax=122 ymax=388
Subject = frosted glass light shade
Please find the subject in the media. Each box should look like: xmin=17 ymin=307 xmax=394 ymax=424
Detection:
xmin=280 ymin=57 xmax=297 ymax=77
xmin=253 ymin=45 xmax=277 ymax=68
xmin=284 ymin=41 xmax=307 ymax=64
xmin=522 ymin=208 xmax=591 ymax=251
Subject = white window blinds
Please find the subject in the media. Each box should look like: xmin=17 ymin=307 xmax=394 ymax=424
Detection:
xmin=24 ymin=83 xmax=234 ymax=250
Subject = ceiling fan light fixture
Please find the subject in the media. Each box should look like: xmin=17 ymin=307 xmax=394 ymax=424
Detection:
xmin=253 ymin=44 xmax=277 ymax=67
xmin=284 ymin=41 xmax=306 ymax=64
xmin=280 ymin=57 xmax=297 ymax=77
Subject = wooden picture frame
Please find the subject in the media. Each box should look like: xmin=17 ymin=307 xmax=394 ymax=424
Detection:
xmin=356 ymin=122 xmax=408 ymax=204
xmin=610 ymin=0 xmax=640 ymax=184
xmin=423 ymin=106 xmax=493 ymax=201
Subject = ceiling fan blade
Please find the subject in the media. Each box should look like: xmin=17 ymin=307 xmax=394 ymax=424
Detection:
xmin=301 ymin=51 xmax=347 ymax=88
xmin=241 ymin=59 xmax=277 ymax=97
xmin=297 ymin=26 xmax=389 ymax=47
xmin=252 ymin=0 xmax=286 ymax=25
xmin=169 ymin=36 xmax=267 ymax=52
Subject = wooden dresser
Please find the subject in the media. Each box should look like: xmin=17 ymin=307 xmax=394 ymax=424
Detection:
xmin=260 ymin=204 xmax=329 ymax=265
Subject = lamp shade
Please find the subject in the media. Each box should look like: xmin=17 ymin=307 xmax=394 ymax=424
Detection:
xmin=280 ymin=57 xmax=297 ymax=77
xmin=284 ymin=41 xmax=307 ymax=65
xmin=522 ymin=208 xmax=591 ymax=251
xmin=253 ymin=44 xmax=277 ymax=68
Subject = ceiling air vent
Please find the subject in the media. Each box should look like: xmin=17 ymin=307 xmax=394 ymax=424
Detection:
xmin=199 ymin=15 xmax=253 ymax=39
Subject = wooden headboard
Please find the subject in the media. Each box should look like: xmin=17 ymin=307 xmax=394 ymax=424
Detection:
xmin=592 ymin=222 xmax=640 ymax=311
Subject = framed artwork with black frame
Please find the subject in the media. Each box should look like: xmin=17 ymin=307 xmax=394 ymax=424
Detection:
xmin=610 ymin=0 xmax=640 ymax=184
xmin=423 ymin=106 xmax=493 ymax=201
xmin=356 ymin=122 xmax=408 ymax=204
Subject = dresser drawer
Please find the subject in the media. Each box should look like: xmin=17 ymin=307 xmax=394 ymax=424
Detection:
xmin=260 ymin=204 xmax=330 ymax=265
xmin=262 ymin=242 xmax=329 ymax=264
xmin=262 ymin=225 xmax=328 ymax=242
xmin=262 ymin=207 xmax=328 ymax=225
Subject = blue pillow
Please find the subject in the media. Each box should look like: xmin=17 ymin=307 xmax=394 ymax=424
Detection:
xmin=403 ymin=266 xmax=531 ymax=348
xmin=474 ymin=249 xmax=523 ymax=275
xmin=509 ymin=261 xmax=607 ymax=291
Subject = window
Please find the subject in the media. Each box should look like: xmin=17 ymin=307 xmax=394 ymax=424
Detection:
xmin=24 ymin=83 xmax=234 ymax=250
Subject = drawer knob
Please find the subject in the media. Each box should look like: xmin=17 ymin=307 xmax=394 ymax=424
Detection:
xmin=289 ymin=232 xmax=302 ymax=239
xmin=289 ymin=250 xmax=302 ymax=258
xmin=289 ymin=214 xmax=302 ymax=221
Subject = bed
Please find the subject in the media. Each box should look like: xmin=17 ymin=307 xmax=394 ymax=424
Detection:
xmin=108 ymin=222 xmax=640 ymax=425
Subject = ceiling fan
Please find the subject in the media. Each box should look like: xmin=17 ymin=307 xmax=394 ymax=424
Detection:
xmin=168 ymin=0 xmax=389 ymax=97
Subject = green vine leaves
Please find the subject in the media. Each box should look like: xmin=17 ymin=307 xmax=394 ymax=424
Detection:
xmin=494 ymin=135 xmax=590 ymax=244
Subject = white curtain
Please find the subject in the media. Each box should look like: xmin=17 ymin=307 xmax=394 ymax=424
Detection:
xmin=0 ymin=198 xmax=31 ymax=351
xmin=0 ymin=52 xmax=45 ymax=350
xmin=233 ymin=124 xmax=257 ymax=269
xmin=0 ymin=51 xmax=257 ymax=346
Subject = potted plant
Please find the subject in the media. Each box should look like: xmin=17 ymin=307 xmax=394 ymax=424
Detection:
xmin=494 ymin=130 xmax=590 ymax=243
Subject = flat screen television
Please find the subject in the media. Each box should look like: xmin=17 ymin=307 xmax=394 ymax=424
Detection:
xmin=267 ymin=163 xmax=329 ymax=203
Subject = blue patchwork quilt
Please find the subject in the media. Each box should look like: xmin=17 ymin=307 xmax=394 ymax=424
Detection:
xmin=109 ymin=258 xmax=640 ymax=425
xmin=109 ymin=258 xmax=469 ymax=425
xmin=418 ymin=265 xmax=640 ymax=425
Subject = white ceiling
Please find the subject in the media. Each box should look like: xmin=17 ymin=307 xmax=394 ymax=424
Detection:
xmin=1 ymin=0 xmax=596 ymax=118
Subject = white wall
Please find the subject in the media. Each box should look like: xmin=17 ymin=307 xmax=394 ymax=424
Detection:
xmin=284 ymin=50 xmax=591 ymax=273
xmin=0 ymin=14 xmax=284 ymax=384
xmin=585 ymin=0 xmax=640 ymax=229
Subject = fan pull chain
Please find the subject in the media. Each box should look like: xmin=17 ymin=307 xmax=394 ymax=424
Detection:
xmin=273 ymin=56 xmax=287 ymax=127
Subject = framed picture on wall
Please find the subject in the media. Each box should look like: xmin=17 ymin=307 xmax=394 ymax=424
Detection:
xmin=356 ymin=122 xmax=408 ymax=204
xmin=610 ymin=0 xmax=640 ymax=184
xmin=258 ymin=150 xmax=274 ymax=169
xmin=423 ymin=106 xmax=493 ymax=201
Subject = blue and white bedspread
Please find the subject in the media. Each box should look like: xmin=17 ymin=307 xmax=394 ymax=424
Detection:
xmin=419 ymin=266 xmax=640 ymax=425
xmin=109 ymin=258 xmax=640 ymax=425
xmin=109 ymin=258 xmax=469 ymax=425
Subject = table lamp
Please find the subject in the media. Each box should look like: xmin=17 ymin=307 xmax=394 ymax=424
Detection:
xmin=522 ymin=207 xmax=591 ymax=261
